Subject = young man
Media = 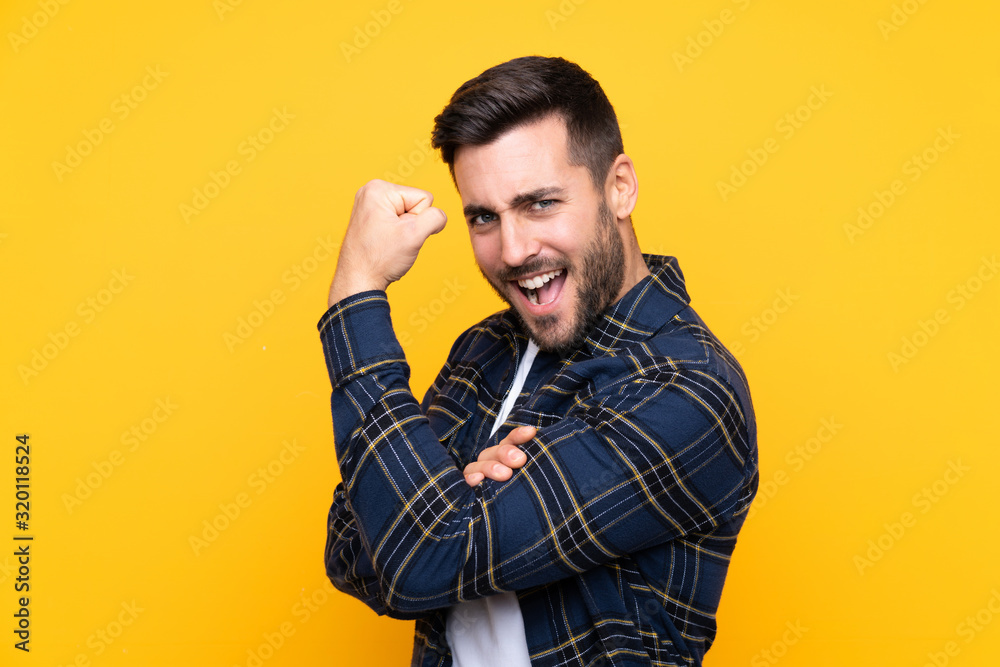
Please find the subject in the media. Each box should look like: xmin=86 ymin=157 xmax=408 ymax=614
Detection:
xmin=319 ymin=56 xmax=758 ymax=666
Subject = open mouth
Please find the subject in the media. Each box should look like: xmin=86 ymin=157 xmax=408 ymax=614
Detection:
xmin=514 ymin=269 xmax=566 ymax=307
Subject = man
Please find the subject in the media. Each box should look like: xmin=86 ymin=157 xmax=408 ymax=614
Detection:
xmin=319 ymin=56 xmax=757 ymax=666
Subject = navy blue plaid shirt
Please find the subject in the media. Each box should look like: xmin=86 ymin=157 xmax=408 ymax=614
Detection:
xmin=319 ymin=255 xmax=757 ymax=666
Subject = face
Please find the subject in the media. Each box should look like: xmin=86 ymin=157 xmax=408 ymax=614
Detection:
xmin=453 ymin=115 xmax=630 ymax=356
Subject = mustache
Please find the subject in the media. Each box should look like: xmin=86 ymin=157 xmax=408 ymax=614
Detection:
xmin=494 ymin=258 xmax=567 ymax=283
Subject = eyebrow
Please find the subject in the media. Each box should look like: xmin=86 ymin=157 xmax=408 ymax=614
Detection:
xmin=463 ymin=186 xmax=566 ymax=219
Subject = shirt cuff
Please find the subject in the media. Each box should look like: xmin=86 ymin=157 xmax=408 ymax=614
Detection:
xmin=317 ymin=290 xmax=408 ymax=389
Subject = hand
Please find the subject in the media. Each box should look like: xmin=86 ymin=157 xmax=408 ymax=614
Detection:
xmin=463 ymin=426 xmax=537 ymax=487
xmin=328 ymin=180 xmax=448 ymax=306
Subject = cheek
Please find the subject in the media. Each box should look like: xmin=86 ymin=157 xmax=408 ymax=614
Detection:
xmin=545 ymin=231 xmax=585 ymax=265
xmin=470 ymin=235 xmax=500 ymax=271
xmin=546 ymin=213 xmax=591 ymax=249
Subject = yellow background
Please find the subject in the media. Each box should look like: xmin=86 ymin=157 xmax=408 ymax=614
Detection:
xmin=3 ymin=0 xmax=999 ymax=665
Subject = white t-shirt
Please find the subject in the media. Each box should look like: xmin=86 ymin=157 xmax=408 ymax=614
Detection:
xmin=444 ymin=340 xmax=539 ymax=667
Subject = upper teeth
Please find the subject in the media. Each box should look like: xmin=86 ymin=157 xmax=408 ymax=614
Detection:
xmin=517 ymin=269 xmax=563 ymax=290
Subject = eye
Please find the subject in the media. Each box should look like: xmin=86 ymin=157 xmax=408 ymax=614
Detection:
xmin=470 ymin=212 xmax=498 ymax=226
xmin=531 ymin=199 xmax=556 ymax=211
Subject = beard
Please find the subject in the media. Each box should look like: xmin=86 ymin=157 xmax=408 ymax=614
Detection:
xmin=478 ymin=197 xmax=627 ymax=357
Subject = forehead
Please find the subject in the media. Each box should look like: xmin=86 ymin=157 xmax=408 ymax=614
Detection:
xmin=453 ymin=114 xmax=589 ymax=207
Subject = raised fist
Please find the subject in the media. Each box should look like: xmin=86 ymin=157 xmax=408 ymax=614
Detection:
xmin=328 ymin=179 xmax=447 ymax=306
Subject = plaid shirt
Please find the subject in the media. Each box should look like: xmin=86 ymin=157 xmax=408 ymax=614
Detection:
xmin=319 ymin=255 xmax=758 ymax=666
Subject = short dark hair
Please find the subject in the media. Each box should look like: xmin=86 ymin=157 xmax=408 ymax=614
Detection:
xmin=431 ymin=56 xmax=624 ymax=190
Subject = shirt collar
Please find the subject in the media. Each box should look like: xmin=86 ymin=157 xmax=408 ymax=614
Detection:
xmin=579 ymin=254 xmax=690 ymax=356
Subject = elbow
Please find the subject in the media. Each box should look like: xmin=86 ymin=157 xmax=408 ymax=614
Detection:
xmin=325 ymin=564 xmax=429 ymax=620
xmin=369 ymin=544 xmax=470 ymax=614
xmin=374 ymin=567 xmax=459 ymax=615
xmin=325 ymin=549 xmax=454 ymax=617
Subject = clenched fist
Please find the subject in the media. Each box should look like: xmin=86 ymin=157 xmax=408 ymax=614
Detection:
xmin=328 ymin=180 xmax=447 ymax=307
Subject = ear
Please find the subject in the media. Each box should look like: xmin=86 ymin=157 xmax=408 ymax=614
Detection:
xmin=605 ymin=154 xmax=638 ymax=220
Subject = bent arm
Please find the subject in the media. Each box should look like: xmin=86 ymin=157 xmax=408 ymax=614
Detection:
xmin=324 ymin=482 xmax=427 ymax=619
xmin=320 ymin=293 xmax=755 ymax=614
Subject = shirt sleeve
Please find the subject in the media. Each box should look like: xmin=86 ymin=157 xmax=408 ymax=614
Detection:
xmin=319 ymin=292 xmax=756 ymax=615
xmin=323 ymin=482 xmax=427 ymax=620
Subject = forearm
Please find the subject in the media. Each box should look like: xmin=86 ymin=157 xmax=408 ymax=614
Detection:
xmin=321 ymin=295 xmax=485 ymax=612
xmin=320 ymin=179 xmax=488 ymax=612
xmin=326 ymin=267 xmax=386 ymax=309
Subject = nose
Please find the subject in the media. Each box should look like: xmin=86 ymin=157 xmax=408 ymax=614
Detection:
xmin=499 ymin=216 xmax=541 ymax=269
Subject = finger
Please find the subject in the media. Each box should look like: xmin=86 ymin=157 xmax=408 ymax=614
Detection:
xmin=464 ymin=471 xmax=484 ymax=487
xmin=388 ymin=184 xmax=435 ymax=217
xmin=500 ymin=425 xmax=537 ymax=447
xmin=468 ymin=446 xmax=521 ymax=474
xmin=464 ymin=460 xmax=513 ymax=483
xmin=502 ymin=444 xmax=526 ymax=467
xmin=411 ymin=205 xmax=447 ymax=237
xmin=477 ymin=427 xmax=535 ymax=466
xmin=478 ymin=442 xmax=526 ymax=468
